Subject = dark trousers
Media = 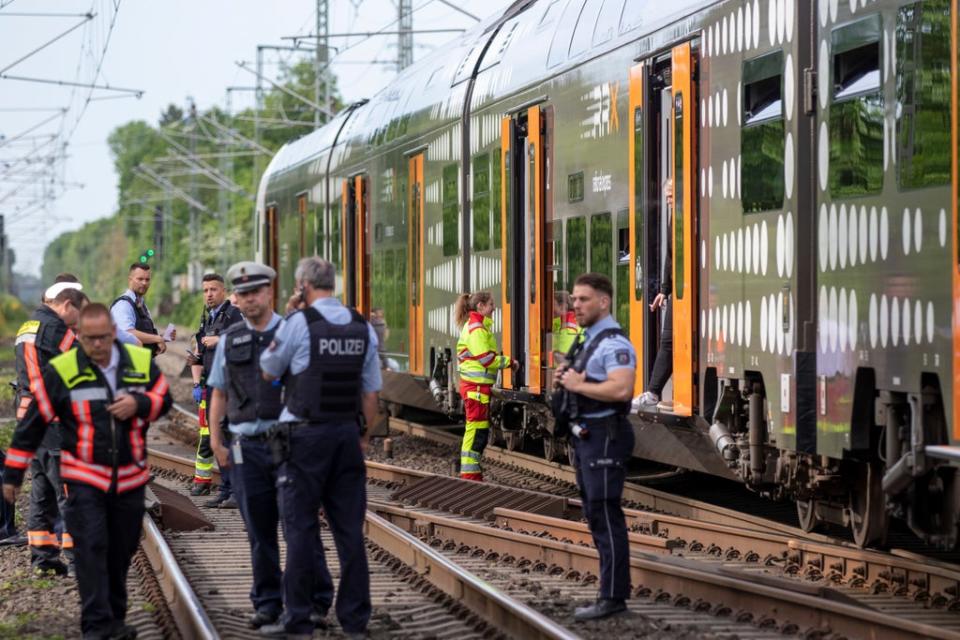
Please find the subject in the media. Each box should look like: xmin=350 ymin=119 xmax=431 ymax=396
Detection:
xmin=649 ymin=300 xmax=673 ymax=396
xmin=28 ymin=446 xmax=72 ymax=567
xmin=63 ymin=483 xmax=145 ymax=639
xmin=217 ymin=426 xmax=233 ymax=500
xmin=573 ymin=417 xmax=635 ymax=600
xmin=278 ymin=424 xmax=369 ymax=634
xmin=0 ymin=449 xmax=16 ymax=539
xmin=231 ymin=436 xmax=333 ymax=616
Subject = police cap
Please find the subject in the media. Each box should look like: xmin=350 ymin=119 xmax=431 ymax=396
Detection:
xmin=227 ymin=261 xmax=276 ymax=293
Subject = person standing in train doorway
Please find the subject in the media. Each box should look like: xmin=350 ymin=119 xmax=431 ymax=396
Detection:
xmin=454 ymin=292 xmax=518 ymax=481
xmin=556 ymin=273 xmax=636 ymax=621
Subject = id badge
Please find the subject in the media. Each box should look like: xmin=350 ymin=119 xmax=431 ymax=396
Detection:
xmin=231 ymin=439 xmax=243 ymax=465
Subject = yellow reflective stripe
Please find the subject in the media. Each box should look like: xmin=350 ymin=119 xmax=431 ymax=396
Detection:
xmin=121 ymin=344 xmax=152 ymax=383
xmin=49 ymin=349 xmax=96 ymax=389
xmin=16 ymin=320 xmax=40 ymax=337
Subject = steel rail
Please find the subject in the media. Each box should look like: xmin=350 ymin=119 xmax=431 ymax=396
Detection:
xmin=139 ymin=515 xmax=218 ymax=640
xmin=364 ymin=511 xmax=580 ymax=640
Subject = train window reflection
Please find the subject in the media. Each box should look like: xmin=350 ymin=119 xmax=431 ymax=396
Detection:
xmin=566 ymin=216 xmax=587 ymax=291
xmin=492 ymin=149 xmax=503 ymax=250
xmin=472 ymin=153 xmax=491 ymax=252
xmin=741 ymin=51 xmax=785 ymax=213
xmin=830 ymin=16 xmax=884 ymax=197
xmin=616 ymin=208 xmax=630 ymax=327
xmin=590 ymin=211 xmax=613 ymax=280
xmin=442 ymin=164 xmax=459 ymax=256
xmin=896 ymin=0 xmax=952 ymax=189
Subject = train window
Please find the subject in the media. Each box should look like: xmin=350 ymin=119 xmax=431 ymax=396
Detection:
xmin=829 ymin=16 xmax=884 ymax=197
xmin=896 ymin=0 xmax=952 ymax=190
xmin=547 ymin=0 xmax=586 ymax=68
xmin=570 ymin=0 xmax=604 ymax=58
xmin=472 ymin=153 xmax=491 ymax=252
xmin=593 ymin=0 xmax=625 ymax=46
xmin=566 ymin=216 xmax=587 ymax=290
xmin=741 ymin=51 xmax=785 ymax=213
xmin=539 ymin=0 xmax=562 ymax=26
xmin=589 ymin=211 xmax=613 ymax=280
xmin=615 ymin=208 xmax=630 ymax=327
xmin=633 ymin=106 xmax=644 ymax=302
xmin=568 ymin=172 xmax=584 ymax=202
xmin=492 ymin=149 xmax=503 ymax=250
xmin=442 ymin=164 xmax=459 ymax=256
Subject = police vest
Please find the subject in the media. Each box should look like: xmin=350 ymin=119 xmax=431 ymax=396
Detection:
xmin=569 ymin=328 xmax=631 ymax=417
xmin=222 ymin=323 xmax=283 ymax=424
xmin=200 ymin=302 xmax=241 ymax=375
xmin=111 ymin=295 xmax=159 ymax=355
xmin=285 ymin=306 xmax=368 ymax=422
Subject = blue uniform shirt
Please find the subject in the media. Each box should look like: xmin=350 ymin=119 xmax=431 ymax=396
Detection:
xmin=579 ymin=313 xmax=636 ymax=418
xmin=111 ymin=289 xmax=153 ymax=332
xmin=207 ymin=312 xmax=282 ymax=436
xmin=260 ymin=297 xmax=382 ymax=423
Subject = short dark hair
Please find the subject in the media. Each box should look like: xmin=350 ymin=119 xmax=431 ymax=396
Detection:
xmin=53 ymin=288 xmax=88 ymax=308
xmin=129 ymin=263 xmax=151 ymax=273
xmin=79 ymin=302 xmax=111 ymax=323
xmin=202 ymin=273 xmax=224 ymax=284
xmin=574 ymin=273 xmax=613 ymax=299
xmin=54 ymin=273 xmax=80 ymax=283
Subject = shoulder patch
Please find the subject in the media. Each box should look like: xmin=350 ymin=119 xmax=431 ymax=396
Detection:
xmin=17 ymin=320 xmax=40 ymax=337
xmin=615 ymin=350 xmax=631 ymax=365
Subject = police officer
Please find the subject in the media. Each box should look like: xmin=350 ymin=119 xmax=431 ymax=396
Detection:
xmin=189 ymin=273 xmax=243 ymax=502
xmin=111 ymin=263 xmax=170 ymax=356
xmin=260 ymin=257 xmax=381 ymax=639
xmin=205 ymin=262 xmax=333 ymax=630
xmin=4 ymin=303 xmax=173 ymax=639
xmin=556 ymin=273 xmax=636 ymax=621
xmin=14 ymin=285 xmax=89 ymax=574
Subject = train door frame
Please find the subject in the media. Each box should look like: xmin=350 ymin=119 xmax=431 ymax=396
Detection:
xmin=296 ymin=192 xmax=309 ymax=257
xmin=953 ymin=0 xmax=959 ymax=440
xmin=341 ymin=178 xmax=355 ymax=305
xmin=500 ymin=102 xmax=549 ymax=394
xmin=407 ymin=152 xmax=425 ymax=376
xmin=340 ymin=173 xmax=369 ymax=313
xmin=265 ymin=202 xmax=279 ymax=309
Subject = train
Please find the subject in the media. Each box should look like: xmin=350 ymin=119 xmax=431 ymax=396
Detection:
xmin=255 ymin=0 xmax=960 ymax=549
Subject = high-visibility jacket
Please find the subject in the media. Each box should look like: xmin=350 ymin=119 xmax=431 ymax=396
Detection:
xmin=552 ymin=311 xmax=581 ymax=356
xmin=456 ymin=311 xmax=510 ymax=386
xmin=4 ymin=342 xmax=172 ymax=493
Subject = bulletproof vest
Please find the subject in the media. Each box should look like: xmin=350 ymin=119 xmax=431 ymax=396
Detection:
xmin=570 ymin=327 xmax=631 ymax=418
xmin=223 ymin=323 xmax=283 ymax=424
xmin=111 ymin=295 xmax=159 ymax=355
xmin=285 ymin=306 xmax=369 ymax=422
xmin=200 ymin=302 xmax=239 ymax=375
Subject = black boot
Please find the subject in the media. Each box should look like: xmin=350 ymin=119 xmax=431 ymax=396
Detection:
xmin=573 ymin=598 xmax=626 ymax=621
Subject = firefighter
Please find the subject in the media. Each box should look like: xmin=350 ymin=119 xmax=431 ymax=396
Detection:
xmin=453 ymin=291 xmax=518 ymax=481
xmin=3 ymin=303 xmax=172 ymax=639
xmin=13 ymin=286 xmax=89 ymax=574
xmin=552 ymin=290 xmax=581 ymax=366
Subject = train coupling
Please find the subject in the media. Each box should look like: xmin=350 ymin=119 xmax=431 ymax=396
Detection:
xmin=708 ymin=421 xmax=739 ymax=462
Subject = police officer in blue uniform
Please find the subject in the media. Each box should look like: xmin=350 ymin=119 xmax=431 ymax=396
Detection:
xmin=556 ymin=273 xmax=636 ymax=621
xmin=260 ymin=257 xmax=382 ymax=639
xmin=205 ymin=262 xmax=334 ymax=631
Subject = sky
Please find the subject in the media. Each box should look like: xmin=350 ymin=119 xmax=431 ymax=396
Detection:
xmin=0 ymin=0 xmax=514 ymax=276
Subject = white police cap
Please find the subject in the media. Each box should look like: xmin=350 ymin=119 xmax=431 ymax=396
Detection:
xmin=227 ymin=261 xmax=276 ymax=293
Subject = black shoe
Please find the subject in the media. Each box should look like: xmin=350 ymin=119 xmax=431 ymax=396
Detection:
xmin=248 ymin=610 xmax=280 ymax=629
xmin=219 ymin=496 xmax=238 ymax=509
xmin=573 ymin=598 xmax=627 ymax=621
xmin=0 ymin=533 xmax=26 ymax=546
xmin=109 ymin=623 xmax=138 ymax=640
xmin=309 ymin=605 xmax=328 ymax=627
xmin=201 ymin=496 xmax=223 ymax=508
xmin=258 ymin=622 xmax=310 ymax=639
xmin=33 ymin=560 xmax=69 ymax=576
xmin=191 ymin=483 xmax=212 ymax=496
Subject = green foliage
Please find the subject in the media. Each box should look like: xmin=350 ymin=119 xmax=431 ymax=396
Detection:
xmin=41 ymin=59 xmax=342 ymax=316
xmin=0 ymin=295 xmax=28 ymax=338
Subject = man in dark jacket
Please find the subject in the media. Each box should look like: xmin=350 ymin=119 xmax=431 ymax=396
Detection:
xmin=3 ymin=303 xmax=172 ymax=640
xmin=13 ymin=286 xmax=88 ymax=572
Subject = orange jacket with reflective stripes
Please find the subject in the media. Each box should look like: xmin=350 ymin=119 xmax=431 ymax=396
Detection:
xmin=456 ymin=311 xmax=510 ymax=386
xmin=4 ymin=342 xmax=172 ymax=493
xmin=14 ymin=306 xmax=75 ymax=422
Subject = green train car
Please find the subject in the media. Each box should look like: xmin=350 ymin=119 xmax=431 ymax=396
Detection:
xmin=257 ymin=0 xmax=960 ymax=548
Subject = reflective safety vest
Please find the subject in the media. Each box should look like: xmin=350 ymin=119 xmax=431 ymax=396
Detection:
xmin=552 ymin=311 xmax=581 ymax=356
xmin=223 ymin=323 xmax=283 ymax=424
xmin=456 ymin=311 xmax=510 ymax=386
xmin=3 ymin=342 xmax=172 ymax=493
xmin=284 ymin=306 xmax=368 ymax=422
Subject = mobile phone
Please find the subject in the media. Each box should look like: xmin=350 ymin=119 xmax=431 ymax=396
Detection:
xmin=186 ymin=349 xmax=199 ymax=359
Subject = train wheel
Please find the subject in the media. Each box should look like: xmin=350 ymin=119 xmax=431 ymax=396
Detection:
xmin=504 ymin=430 xmax=523 ymax=451
xmin=849 ymin=463 xmax=888 ymax=548
xmin=543 ymin=437 xmax=561 ymax=462
xmin=796 ymin=498 xmax=818 ymax=533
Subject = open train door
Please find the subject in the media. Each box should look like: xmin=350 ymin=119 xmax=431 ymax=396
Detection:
xmin=408 ymin=153 xmax=425 ymax=375
xmin=500 ymin=105 xmax=547 ymax=395
xmin=628 ymin=63 xmax=647 ymax=396
xmin=340 ymin=175 xmax=369 ymax=313
xmin=340 ymin=179 xmax=355 ymax=305
xmin=670 ymin=42 xmax=698 ymax=417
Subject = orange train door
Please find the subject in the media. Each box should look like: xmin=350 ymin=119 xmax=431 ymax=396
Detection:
xmin=408 ymin=153 xmax=425 ymax=375
xmin=500 ymin=107 xmax=547 ymax=394
xmin=354 ymin=175 xmax=369 ymax=316
xmin=952 ymin=4 xmax=959 ymax=439
xmin=671 ymin=42 xmax=698 ymax=416
xmin=340 ymin=179 xmax=354 ymax=305
xmin=628 ymin=62 xmax=647 ymax=396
